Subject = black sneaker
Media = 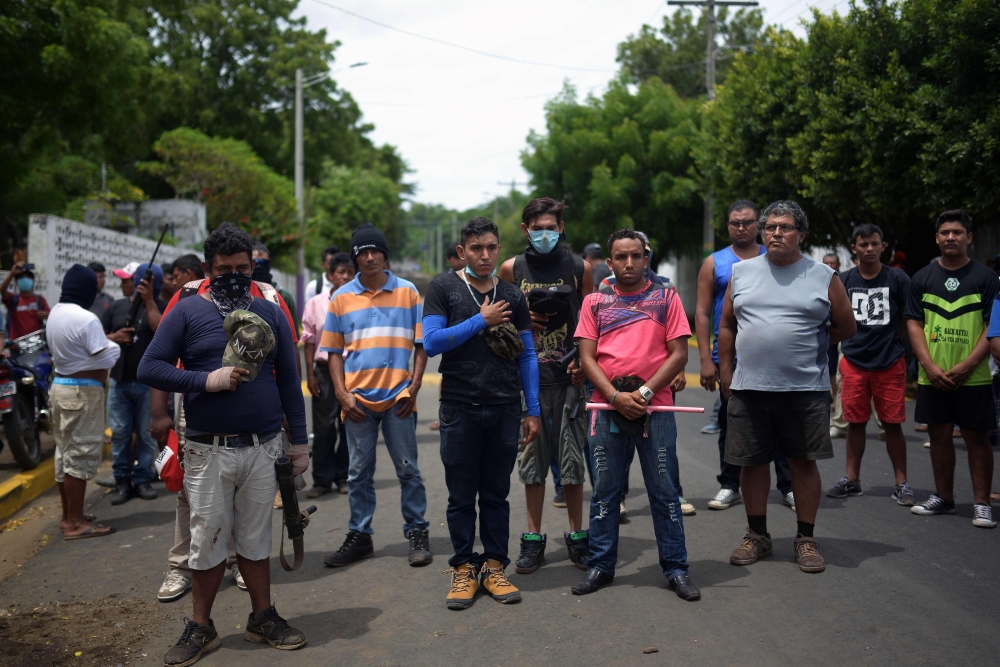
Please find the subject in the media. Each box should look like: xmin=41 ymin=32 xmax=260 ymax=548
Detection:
xmin=910 ymin=494 xmax=956 ymax=516
xmin=164 ymin=618 xmax=220 ymax=667
xmin=564 ymin=530 xmax=589 ymax=571
xmin=514 ymin=532 xmax=546 ymax=574
xmin=109 ymin=480 xmax=135 ymax=506
xmin=135 ymin=481 xmax=158 ymax=500
xmin=408 ymin=528 xmax=432 ymax=567
xmin=323 ymin=531 xmax=374 ymax=567
xmin=826 ymin=475 xmax=863 ymax=498
xmin=552 ymin=488 xmax=567 ymax=508
xmin=244 ymin=605 xmax=307 ymax=650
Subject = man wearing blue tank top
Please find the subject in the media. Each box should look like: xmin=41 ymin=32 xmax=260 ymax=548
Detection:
xmin=695 ymin=200 xmax=795 ymax=512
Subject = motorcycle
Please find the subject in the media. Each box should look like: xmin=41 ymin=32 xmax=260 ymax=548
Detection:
xmin=0 ymin=330 xmax=52 ymax=470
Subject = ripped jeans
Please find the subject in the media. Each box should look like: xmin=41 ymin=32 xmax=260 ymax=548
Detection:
xmin=587 ymin=410 xmax=688 ymax=579
xmin=345 ymin=403 xmax=428 ymax=538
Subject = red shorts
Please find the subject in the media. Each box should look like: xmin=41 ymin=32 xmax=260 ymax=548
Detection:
xmin=839 ymin=356 xmax=906 ymax=424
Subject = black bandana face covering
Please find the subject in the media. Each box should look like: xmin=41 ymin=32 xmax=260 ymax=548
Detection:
xmin=209 ymin=272 xmax=253 ymax=317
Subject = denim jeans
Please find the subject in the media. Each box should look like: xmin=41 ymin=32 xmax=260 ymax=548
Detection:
xmin=587 ymin=410 xmax=688 ymax=579
xmin=107 ymin=379 xmax=157 ymax=484
xmin=345 ymin=402 xmax=428 ymax=537
xmin=311 ymin=363 xmax=349 ymax=488
xmin=716 ymin=364 xmax=792 ymax=493
xmin=439 ymin=401 xmax=520 ymax=568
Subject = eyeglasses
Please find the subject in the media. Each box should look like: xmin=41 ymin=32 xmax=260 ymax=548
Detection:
xmin=763 ymin=224 xmax=798 ymax=235
xmin=728 ymin=220 xmax=755 ymax=229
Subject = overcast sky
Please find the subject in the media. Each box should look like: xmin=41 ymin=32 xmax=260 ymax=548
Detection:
xmin=296 ymin=0 xmax=849 ymax=211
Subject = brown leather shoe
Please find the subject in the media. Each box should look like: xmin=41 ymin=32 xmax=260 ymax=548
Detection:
xmin=794 ymin=535 xmax=826 ymax=573
xmin=729 ymin=528 xmax=773 ymax=565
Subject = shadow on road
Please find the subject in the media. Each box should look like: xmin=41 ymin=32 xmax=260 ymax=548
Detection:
xmin=770 ymin=536 xmax=904 ymax=568
xmin=218 ymin=606 xmax=383 ymax=650
xmin=99 ymin=509 xmax=176 ymax=532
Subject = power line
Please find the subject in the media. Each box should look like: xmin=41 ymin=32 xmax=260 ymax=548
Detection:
xmin=305 ymin=0 xmax=618 ymax=73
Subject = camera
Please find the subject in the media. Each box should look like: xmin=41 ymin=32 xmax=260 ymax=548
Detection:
xmin=22 ymin=263 xmax=34 ymax=271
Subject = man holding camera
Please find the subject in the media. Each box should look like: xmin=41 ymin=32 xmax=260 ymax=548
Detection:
xmin=1 ymin=262 xmax=49 ymax=339
xmin=139 ymin=223 xmax=309 ymax=665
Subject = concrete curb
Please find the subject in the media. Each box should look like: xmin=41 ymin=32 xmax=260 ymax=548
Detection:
xmin=0 ymin=441 xmax=112 ymax=522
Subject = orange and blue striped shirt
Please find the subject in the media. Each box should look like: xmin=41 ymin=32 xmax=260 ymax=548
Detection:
xmin=319 ymin=271 xmax=423 ymax=411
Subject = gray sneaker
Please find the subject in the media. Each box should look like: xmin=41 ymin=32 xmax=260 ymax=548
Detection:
xmin=700 ymin=421 xmax=721 ymax=434
xmin=782 ymin=491 xmax=796 ymax=511
xmin=158 ymin=570 xmax=192 ymax=602
xmin=708 ymin=488 xmax=742 ymax=510
xmin=231 ymin=563 xmax=247 ymax=591
xmin=827 ymin=475 xmax=863 ymax=498
xmin=891 ymin=481 xmax=915 ymax=507
xmin=164 ymin=619 xmax=220 ymax=667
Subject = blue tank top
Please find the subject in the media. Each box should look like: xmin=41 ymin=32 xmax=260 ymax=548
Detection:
xmin=712 ymin=244 xmax=765 ymax=363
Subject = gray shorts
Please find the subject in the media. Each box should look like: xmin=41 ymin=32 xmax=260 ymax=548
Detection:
xmin=725 ymin=390 xmax=834 ymax=466
xmin=183 ymin=433 xmax=282 ymax=570
xmin=51 ymin=384 xmax=106 ymax=483
xmin=518 ymin=385 xmax=588 ymax=486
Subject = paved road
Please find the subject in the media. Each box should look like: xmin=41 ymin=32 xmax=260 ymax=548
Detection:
xmin=2 ymin=353 xmax=998 ymax=666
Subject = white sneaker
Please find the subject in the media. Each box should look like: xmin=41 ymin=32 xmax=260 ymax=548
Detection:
xmin=923 ymin=441 xmax=931 ymax=449
xmin=782 ymin=491 xmax=796 ymax=511
xmin=679 ymin=497 xmax=696 ymax=516
xmin=830 ymin=426 xmax=847 ymax=438
xmin=620 ymin=501 xmax=628 ymax=519
xmin=231 ymin=564 xmax=247 ymax=591
xmin=708 ymin=488 xmax=742 ymax=510
xmin=972 ymin=504 xmax=996 ymax=529
xmin=157 ymin=570 xmax=191 ymax=602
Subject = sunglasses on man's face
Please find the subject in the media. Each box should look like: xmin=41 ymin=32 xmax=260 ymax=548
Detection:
xmin=728 ymin=220 xmax=755 ymax=229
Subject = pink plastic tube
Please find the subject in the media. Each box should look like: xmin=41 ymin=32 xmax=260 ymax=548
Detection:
xmin=585 ymin=403 xmax=705 ymax=414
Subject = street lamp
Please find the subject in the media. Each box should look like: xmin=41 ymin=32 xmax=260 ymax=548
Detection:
xmin=294 ymin=61 xmax=368 ymax=313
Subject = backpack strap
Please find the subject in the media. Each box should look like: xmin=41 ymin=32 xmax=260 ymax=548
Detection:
xmin=572 ymin=254 xmax=585 ymax=303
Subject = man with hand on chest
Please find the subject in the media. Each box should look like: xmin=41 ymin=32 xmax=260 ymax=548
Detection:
xmin=423 ymin=217 xmax=541 ymax=609
xmin=138 ymin=223 xmax=309 ymax=666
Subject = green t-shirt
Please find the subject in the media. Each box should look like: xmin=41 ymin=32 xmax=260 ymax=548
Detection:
xmin=905 ymin=260 xmax=999 ymax=386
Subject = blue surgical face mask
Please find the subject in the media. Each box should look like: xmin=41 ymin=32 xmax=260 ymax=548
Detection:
xmin=16 ymin=277 xmax=33 ymax=292
xmin=528 ymin=230 xmax=561 ymax=254
xmin=465 ymin=264 xmax=496 ymax=280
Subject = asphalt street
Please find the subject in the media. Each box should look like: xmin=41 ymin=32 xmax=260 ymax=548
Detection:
xmin=1 ymin=351 xmax=998 ymax=667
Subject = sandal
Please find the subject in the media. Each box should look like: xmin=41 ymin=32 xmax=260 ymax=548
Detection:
xmin=64 ymin=524 xmax=116 ymax=540
xmin=60 ymin=513 xmax=97 ymax=531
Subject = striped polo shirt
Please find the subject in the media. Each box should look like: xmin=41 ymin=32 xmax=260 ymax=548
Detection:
xmin=319 ymin=271 xmax=423 ymax=411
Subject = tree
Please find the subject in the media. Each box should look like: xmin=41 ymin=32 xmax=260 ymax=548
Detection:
xmin=616 ymin=8 xmax=765 ymax=98
xmin=308 ymin=162 xmax=404 ymax=268
xmin=140 ymin=127 xmax=297 ymax=266
xmin=522 ymin=80 xmax=704 ymax=258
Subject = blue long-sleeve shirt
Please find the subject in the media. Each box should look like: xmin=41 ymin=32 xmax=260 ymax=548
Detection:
xmin=137 ymin=295 xmax=307 ymax=444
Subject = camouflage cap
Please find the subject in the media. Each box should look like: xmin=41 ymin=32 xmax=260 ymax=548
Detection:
xmin=222 ymin=310 xmax=276 ymax=381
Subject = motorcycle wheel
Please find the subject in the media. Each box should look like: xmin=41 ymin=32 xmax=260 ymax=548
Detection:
xmin=4 ymin=393 xmax=42 ymax=470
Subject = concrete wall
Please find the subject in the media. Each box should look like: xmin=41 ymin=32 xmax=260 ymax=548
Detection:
xmin=84 ymin=199 xmax=207 ymax=250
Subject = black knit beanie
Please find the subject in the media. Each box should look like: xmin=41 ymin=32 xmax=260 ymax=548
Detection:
xmin=60 ymin=264 xmax=99 ymax=309
xmin=350 ymin=222 xmax=389 ymax=263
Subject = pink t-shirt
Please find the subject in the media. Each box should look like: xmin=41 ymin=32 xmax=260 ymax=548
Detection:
xmin=575 ymin=281 xmax=691 ymax=407
xmin=300 ymin=292 xmax=333 ymax=363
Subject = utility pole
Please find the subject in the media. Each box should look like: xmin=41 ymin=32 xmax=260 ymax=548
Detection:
xmin=451 ymin=213 xmax=458 ymax=243
xmin=667 ymin=0 xmax=757 ymax=256
xmin=295 ymin=68 xmax=305 ymax=313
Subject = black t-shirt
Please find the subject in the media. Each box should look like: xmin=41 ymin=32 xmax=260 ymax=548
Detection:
xmin=840 ymin=265 xmax=911 ymax=370
xmin=591 ymin=262 xmax=611 ymax=288
xmin=102 ymin=296 xmax=167 ymax=382
xmin=423 ymin=271 xmax=531 ymax=405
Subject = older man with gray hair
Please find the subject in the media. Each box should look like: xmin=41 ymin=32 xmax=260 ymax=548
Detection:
xmin=718 ymin=200 xmax=856 ymax=573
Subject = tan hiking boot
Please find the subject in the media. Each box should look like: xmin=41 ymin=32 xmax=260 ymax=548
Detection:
xmin=444 ymin=563 xmax=478 ymax=610
xmin=794 ymin=535 xmax=826 ymax=573
xmin=479 ymin=559 xmax=521 ymax=604
xmin=729 ymin=528 xmax=773 ymax=565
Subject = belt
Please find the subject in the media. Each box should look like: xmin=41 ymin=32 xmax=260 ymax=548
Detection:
xmin=186 ymin=431 xmax=281 ymax=448
xmin=53 ymin=377 xmax=104 ymax=387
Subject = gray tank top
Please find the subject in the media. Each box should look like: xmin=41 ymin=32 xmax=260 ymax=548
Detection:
xmin=730 ymin=254 xmax=835 ymax=392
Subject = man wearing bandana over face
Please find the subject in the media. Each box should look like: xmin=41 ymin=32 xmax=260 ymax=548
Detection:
xmin=252 ymin=242 xmax=299 ymax=332
xmin=139 ymin=223 xmax=309 ymax=665
xmin=499 ymin=198 xmax=593 ymax=575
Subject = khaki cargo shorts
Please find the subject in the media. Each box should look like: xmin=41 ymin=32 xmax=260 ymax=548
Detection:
xmin=51 ymin=383 xmax=107 ymax=483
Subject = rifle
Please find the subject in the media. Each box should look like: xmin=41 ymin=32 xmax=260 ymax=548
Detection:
xmin=276 ymin=456 xmax=317 ymax=571
xmin=124 ymin=224 xmax=169 ymax=329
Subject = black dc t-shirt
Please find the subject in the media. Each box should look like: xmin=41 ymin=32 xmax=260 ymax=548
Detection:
xmin=102 ymin=297 xmax=167 ymax=382
xmin=423 ymin=272 xmax=531 ymax=405
xmin=840 ymin=265 xmax=911 ymax=370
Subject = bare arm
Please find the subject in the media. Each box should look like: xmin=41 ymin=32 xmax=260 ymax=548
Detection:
xmin=580 ymin=262 xmax=594 ymax=298
xmin=827 ymin=274 xmax=857 ymax=345
xmin=946 ymin=329 xmax=989 ymax=388
xmin=150 ymin=388 xmax=172 ymax=447
xmin=330 ymin=354 xmax=367 ymax=421
xmin=991 ymin=337 xmax=1000 ymax=365
xmin=694 ymin=255 xmax=717 ymax=391
xmin=718 ymin=282 xmax=737 ymax=399
xmin=395 ymin=344 xmax=428 ymax=418
xmin=579 ymin=338 xmax=646 ymax=420
xmin=498 ymin=258 xmax=515 ymax=283
xmin=303 ymin=343 xmax=319 ymax=397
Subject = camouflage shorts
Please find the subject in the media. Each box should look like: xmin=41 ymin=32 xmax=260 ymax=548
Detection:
xmin=518 ymin=385 xmax=588 ymax=486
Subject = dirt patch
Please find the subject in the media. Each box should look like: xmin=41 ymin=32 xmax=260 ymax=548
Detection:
xmin=0 ymin=597 xmax=163 ymax=667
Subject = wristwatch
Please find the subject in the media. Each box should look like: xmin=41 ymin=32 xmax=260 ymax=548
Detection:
xmin=638 ymin=385 xmax=654 ymax=401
